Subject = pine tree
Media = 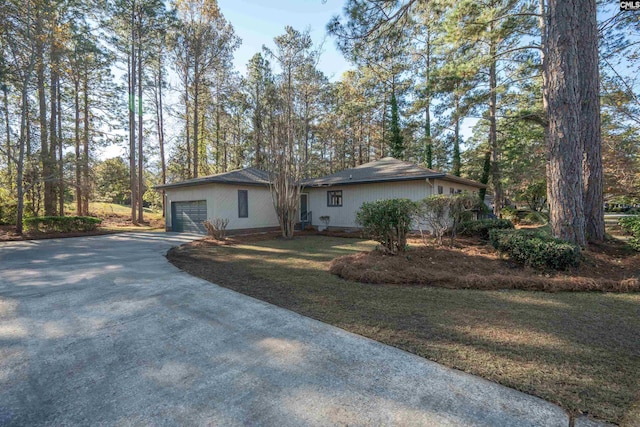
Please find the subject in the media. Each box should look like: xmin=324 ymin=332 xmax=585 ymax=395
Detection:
xmin=388 ymin=91 xmax=404 ymax=159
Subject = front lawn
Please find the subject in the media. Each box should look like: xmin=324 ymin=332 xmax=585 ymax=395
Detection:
xmin=167 ymin=235 xmax=640 ymax=425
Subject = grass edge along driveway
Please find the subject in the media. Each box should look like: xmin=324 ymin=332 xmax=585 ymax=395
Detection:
xmin=167 ymin=235 xmax=640 ymax=426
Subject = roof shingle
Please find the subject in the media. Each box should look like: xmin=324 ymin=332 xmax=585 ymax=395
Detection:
xmin=155 ymin=167 xmax=269 ymax=189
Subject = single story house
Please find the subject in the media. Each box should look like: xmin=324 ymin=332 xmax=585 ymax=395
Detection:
xmin=155 ymin=157 xmax=487 ymax=234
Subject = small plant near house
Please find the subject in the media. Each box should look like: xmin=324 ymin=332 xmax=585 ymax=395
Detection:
xmin=415 ymin=195 xmax=449 ymax=245
xmin=459 ymin=218 xmax=514 ymax=240
xmin=489 ymin=228 xmax=581 ymax=270
xmin=619 ymin=216 xmax=640 ymax=251
xmin=204 ymin=217 xmax=229 ymax=241
xmin=356 ymin=199 xmax=417 ymax=254
xmin=319 ymin=215 xmax=330 ymax=230
xmin=416 ymin=193 xmax=479 ymax=246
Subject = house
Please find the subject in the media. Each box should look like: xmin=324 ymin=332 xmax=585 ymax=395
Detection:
xmin=156 ymin=157 xmax=487 ymax=234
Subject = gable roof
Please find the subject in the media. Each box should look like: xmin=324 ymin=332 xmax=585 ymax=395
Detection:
xmin=304 ymin=157 xmax=487 ymax=188
xmin=156 ymin=158 xmax=486 ymax=190
xmin=155 ymin=167 xmax=269 ymax=190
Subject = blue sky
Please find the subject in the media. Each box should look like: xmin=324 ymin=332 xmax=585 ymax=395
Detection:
xmin=217 ymin=0 xmax=352 ymax=80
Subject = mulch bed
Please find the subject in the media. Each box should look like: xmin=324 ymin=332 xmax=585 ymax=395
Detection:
xmin=330 ymin=236 xmax=640 ymax=292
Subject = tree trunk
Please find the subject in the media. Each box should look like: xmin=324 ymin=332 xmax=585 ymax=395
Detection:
xmin=36 ymin=11 xmax=53 ymax=216
xmin=57 ymin=73 xmax=63 ymax=216
xmin=193 ymin=60 xmax=199 ymax=178
xmin=155 ymin=61 xmax=166 ymax=217
xmin=254 ymin=81 xmax=262 ymax=168
xmin=16 ymin=0 xmax=36 ymax=234
xmin=424 ymin=30 xmax=433 ymax=169
xmin=137 ymin=42 xmax=144 ymax=222
xmin=129 ymin=18 xmax=137 ymax=224
xmin=49 ymin=42 xmax=61 ymax=216
xmin=488 ymin=36 xmax=502 ymax=216
xmin=452 ymin=90 xmax=461 ymax=177
xmin=82 ymin=73 xmax=90 ymax=215
xmin=184 ymin=68 xmax=191 ymax=178
xmin=3 ymin=85 xmax=12 ymax=191
xmin=577 ymin=0 xmax=605 ymax=242
xmin=545 ymin=0 xmax=586 ymax=246
xmin=75 ymin=78 xmax=82 ymax=215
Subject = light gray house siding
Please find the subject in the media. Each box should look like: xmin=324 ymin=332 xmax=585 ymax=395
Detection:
xmin=158 ymin=158 xmax=486 ymax=234
xmin=306 ymin=178 xmax=480 ymax=229
xmin=165 ymin=183 xmax=279 ymax=232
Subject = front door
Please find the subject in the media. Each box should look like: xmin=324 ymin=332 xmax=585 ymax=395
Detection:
xmin=300 ymin=194 xmax=308 ymax=222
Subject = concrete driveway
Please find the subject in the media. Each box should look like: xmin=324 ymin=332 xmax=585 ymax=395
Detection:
xmin=0 ymin=232 xmax=569 ymax=426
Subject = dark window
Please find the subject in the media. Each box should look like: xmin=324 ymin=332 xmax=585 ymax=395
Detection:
xmin=456 ymin=189 xmax=463 ymax=194
xmin=438 ymin=185 xmax=443 ymax=194
xmin=238 ymin=190 xmax=248 ymax=218
xmin=327 ymin=190 xmax=343 ymax=207
xmin=450 ymin=187 xmax=455 ymax=194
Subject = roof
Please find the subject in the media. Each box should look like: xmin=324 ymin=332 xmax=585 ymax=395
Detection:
xmin=156 ymin=158 xmax=487 ymax=190
xmin=304 ymin=157 xmax=487 ymax=189
xmin=155 ymin=167 xmax=270 ymax=190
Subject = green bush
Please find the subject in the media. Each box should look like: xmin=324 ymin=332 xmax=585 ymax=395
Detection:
xmin=23 ymin=216 xmax=102 ymax=233
xmin=459 ymin=218 xmax=514 ymax=240
xmin=0 ymin=187 xmax=17 ymax=225
xmin=520 ymin=211 xmax=548 ymax=225
xmin=356 ymin=199 xmax=417 ymax=253
xmin=619 ymin=216 xmax=640 ymax=251
xmin=500 ymin=206 xmax=518 ymax=223
xmin=489 ymin=229 xmax=581 ymax=270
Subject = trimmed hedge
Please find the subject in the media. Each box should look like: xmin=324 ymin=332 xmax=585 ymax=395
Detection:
xmin=619 ymin=216 xmax=640 ymax=251
xmin=23 ymin=216 xmax=102 ymax=233
xmin=489 ymin=229 xmax=581 ymax=270
xmin=459 ymin=218 xmax=514 ymax=240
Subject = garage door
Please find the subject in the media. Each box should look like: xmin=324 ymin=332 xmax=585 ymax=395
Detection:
xmin=172 ymin=200 xmax=207 ymax=233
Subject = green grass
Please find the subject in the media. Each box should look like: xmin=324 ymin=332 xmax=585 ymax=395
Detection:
xmin=65 ymin=202 xmax=162 ymax=219
xmin=168 ymin=235 xmax=640 ymax=426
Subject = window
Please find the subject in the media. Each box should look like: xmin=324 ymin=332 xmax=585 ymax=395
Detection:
xmin=456 ymin=189 xmax=463 ymax=194
xmin=238 ymin=190 xmax=248 ymax=218
xmin=437 ymin=185 xmax=443 ymax=195
xmin=327 ymin=190 xmax=343 ymax=207
xmin=450 ymin=187 xmax=455 ymax=194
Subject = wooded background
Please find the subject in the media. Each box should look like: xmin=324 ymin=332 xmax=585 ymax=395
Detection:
xmin=0 ymin=0 xmax=638 ymax=242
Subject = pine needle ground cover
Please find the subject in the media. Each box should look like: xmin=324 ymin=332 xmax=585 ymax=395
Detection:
xmin=167 ymin=235 xmax=640 ymax=425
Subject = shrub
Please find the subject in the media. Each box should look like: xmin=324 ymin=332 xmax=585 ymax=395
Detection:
xmin=0 ymin=187 xmax=17 ymax=225
xmin=520 ymin=211 xmax=548 ymax=225
xmin=204 ymin=217 xmax=229 ymax=241
xmin=501 ymin=206 xmax=518 ymax=223
xmin=619 ymin=216 xmax=640 ymax=251
xmin=489 ymin=229 xmax=581 ymax=270
xmin=459 ymin=218 xmax=514 ymax=240
xmin=416 ymin=193 xmax=479 ymax=246
xmin=23 ymin=216 xmax=102 ymax=233
xmin=415 ymin=195 xmax=450 ymax=245
xmin=356 ymin=199 xmax=417 ymax=253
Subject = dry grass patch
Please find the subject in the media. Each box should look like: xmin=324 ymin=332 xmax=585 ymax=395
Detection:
xmin=330 ymin=236 xmax=640 ymax=292
xmin=167 ymin=235 xmax=640 ymax=425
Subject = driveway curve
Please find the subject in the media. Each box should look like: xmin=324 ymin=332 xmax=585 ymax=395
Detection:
xmin=0 ymin=232 xmax=568 ymax=426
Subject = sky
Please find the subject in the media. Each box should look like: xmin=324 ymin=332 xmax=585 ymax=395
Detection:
xmin=99 ymin=0 xmax=357 ymax=160
xmin=216 ymin=0 xmax=352 ymax=81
